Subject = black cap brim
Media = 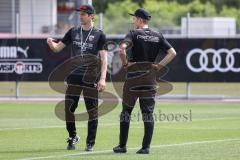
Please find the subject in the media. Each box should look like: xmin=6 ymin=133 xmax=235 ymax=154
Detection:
xmin=75 ymin=9 xmax=94 ymax=14
xmin=128 ymin=13 xmax=135 ymax=16
xmin=75 ymin=9 xmax=84 ymax=12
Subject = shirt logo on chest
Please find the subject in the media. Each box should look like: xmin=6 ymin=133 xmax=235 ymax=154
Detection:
xmin=75 ymin=34 xmax=80 ymax=40
xmin=89 ymin=35 xmax=95 ymax=41
xmin=137 ymin=35 xmax=159 ymax=43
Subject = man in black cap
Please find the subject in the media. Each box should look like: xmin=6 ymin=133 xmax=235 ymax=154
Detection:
xmin=47 ymin=4 xmax=107 ymax=151
xmin=113 ymin=8 xmax=176 ymax=154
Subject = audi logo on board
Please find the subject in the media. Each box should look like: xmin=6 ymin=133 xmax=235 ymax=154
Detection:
xmin=186 ymin=48 xmax=240 ymax=73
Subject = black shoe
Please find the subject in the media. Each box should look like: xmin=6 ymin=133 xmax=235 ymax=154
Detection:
xmin=113 ymin=145 xmax=127 ymax=153
xmin=136 ymin=148 xmax=150 ymax=154
xmin=66 ymin=135 xmax=80 ymax=150
xmin=85 ymin=144 xmax=94 ymax=152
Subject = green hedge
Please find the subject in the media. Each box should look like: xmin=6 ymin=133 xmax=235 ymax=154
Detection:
xmin=98 ymin=0 xmax=240 ymax=34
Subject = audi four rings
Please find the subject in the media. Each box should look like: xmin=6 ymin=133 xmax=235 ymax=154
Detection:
xmin=186 ymin=48 xmax=240 ymax=73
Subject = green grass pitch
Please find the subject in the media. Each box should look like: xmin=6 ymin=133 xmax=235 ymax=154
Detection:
xmin=0 ymin=101 xmax=240 ymax=160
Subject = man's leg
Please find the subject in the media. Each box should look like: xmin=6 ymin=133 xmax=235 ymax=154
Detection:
xmin=65 ymin=85 xmax=82 ymax=138
xmin=119 ymin=101 xmax=135 ymax=147
xmin=113 ymin=82 xmax=137 ymax=153
xmin=138 ymin=96 xmax=155 ymax=152
xmin=83 ymin=86 xmax=98 ymax=150
xmin=65 ymin=74 xmax=84 ymax=150
xmin=65 ymin=84 xmax=82 ymax=150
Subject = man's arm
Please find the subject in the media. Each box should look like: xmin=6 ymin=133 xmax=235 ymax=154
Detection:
xmin=47 ymin=38 xmax=66 ymax=53
xmin=119 ymin=42 xmax=135 ymax=69
xmin=153 ymin=48 xmax=177 ymax=70
xmin=97 ymin=50 xmax=108 ymax=92
xmin=119 ymin=42 xmax=128 ymax=66
xmin=119 ymin=31 xmax=135 ymax=69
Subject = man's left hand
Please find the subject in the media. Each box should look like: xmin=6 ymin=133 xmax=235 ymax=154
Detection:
xmin=97 ymin=78 xmax=106 ymax=92
xmin=152 ymin=63 xmax=163 ymax=71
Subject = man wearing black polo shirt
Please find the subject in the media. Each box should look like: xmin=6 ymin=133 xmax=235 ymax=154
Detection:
xmin=47 ymin=4 xmax=107 ymax=152
xmin=113 ymin=8 xmax=176 ymax=154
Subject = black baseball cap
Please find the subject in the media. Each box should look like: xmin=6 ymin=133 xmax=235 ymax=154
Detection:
xmin=129 ymin=8 xmax=151 ymax=20
xmin=75 ymin=4 xmax=95 ymax=14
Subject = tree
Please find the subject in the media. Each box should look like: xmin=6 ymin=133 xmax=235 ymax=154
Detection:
xmin=187 ymin=0 xmax=216 ymax=17
xmin=132 ymin=0 xmax=145 ymax=7
xmin=103 ymin=0 xmax=139 ymax=34
xmin=220 ymin=6 xmax=240 ymax=28
xmin=93 ymin=0 xmax=122 ymax=13
xmin=100 ymin=0 xmax=239 ymax=34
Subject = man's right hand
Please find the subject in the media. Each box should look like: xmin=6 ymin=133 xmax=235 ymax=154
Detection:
xmin=47 ymin=37 xmax=56 ymax=46
xmin=46 ymin=38 xmax=65 ymax=53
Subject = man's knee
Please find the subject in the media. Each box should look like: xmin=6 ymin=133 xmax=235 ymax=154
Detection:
xmin=87 ymin=106 xmax=98 ymax=120
xmin=65 ymin=98 xmax=78 ymax=113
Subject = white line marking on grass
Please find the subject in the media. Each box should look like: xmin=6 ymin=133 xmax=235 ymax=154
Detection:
xmin=1 ymin=117 xmax=240 ymax=131
xmin=0 ymin=123 xmax=119 ymax=131
xmin=0 ymin=126 xmax=65 ymax=131
xmin=18 ymin=138 xmax=240 ymax=160
xmin=223 ymin=99 xmax=240 ymax=102
xmin=193 ymin=117 xmax=240 ymax=121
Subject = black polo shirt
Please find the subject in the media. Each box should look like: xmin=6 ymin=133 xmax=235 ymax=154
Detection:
xmin=61 ymin=26 xmax=106 ymax=56
xmin=124 ymin=28 xmax=172 ymax=62
xmin=61 ymin=26 xmax=106 ymax=76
